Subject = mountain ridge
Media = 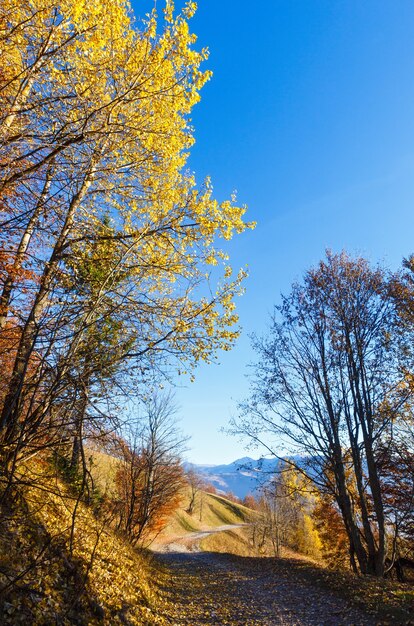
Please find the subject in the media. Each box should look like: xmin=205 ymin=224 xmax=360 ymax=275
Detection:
xmin=184 ymin=456 xmax=280 ymax=499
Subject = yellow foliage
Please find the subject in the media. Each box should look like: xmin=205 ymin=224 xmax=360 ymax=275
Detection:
xmin=0 ymin=461 xmax=168 ymax=624
xmin=0 ymin=0 xmax=254 ymax=373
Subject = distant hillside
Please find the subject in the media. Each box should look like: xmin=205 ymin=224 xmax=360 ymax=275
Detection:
xmin=155 ymin=490 xmax=253 ymax=537
xmin=151 ymin=487 xmax=258 ymax=556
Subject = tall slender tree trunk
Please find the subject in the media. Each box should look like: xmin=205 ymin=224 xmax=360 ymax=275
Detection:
xmin=0 ymin=163 xmax=54 ymax=329
xmin=0 ymin=169 xmax=94 ymax=448
xmin=70 ymin=378 xmax=89 ymax=474
xmin=333 ymin=447 xmax=370 ymax=575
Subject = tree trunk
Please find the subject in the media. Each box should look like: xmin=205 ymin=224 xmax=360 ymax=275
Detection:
xmin=0 ymin=164 xmax=53 ymax=329
xmin=0 ymin=170 xmax=94 ymax=446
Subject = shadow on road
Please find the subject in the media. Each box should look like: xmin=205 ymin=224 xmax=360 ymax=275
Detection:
xmin=155 ymin=551 xmax=380 ymax=625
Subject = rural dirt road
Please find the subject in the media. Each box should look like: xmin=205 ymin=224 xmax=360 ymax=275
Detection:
xmin=153 ymin=524 xmax=248 ymax=555
xmin=154 ymin=526 xmax=378 ymax=625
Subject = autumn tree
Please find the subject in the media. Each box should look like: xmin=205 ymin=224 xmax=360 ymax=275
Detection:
xmin=60 ymin=215 xmax=137 ymax=472
xmin=204 ymin=482 xmax=217 ymax=495
xmin=313 ymin=491 xmax=350 ymax=569
xmin=0 ymin=0 xmax=253 ymax=481
xmin=185 ymin=468 xmax=205 ymax=515
xmin=391 ymin=254 xmax=414 ymax=329
xmin=234 ymin=251 xmax=411 ymax=576
xmin=115 ymin=392 xmax=187 ymax=545
xmin=385 ymin=255 xmax=414 ymax=563
xmin=389 ymin=255 xmax=414 ymax=472
xmin=252 ymin=462 xmax=321 ymax=558
xmin=242 ymin=494 xmax=258 ymax=510
xmin=377 ymin=439 xmax=414 ymax=562
xmin=223 ymin=491 xmax=242 ymax=504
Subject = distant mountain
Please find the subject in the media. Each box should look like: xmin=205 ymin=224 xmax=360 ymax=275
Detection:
xmin=184 ymin=457 xmax=281 ymax=500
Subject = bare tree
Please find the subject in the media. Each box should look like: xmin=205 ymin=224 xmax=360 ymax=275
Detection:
xmin=234 ymin=251 xmax=412 ymax=576
xmin=115 ymin=392 xmax=188 ymax=546
xmin=185 ymin=468 xmax=205 ymax=516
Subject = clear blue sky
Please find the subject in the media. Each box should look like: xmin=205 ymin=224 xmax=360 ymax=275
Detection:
xmin=133 ymin=1 xmax=414 ymax=463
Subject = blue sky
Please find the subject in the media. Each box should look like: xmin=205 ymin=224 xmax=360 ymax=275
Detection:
xmin=133 ymin=1 xmax=414 ymax=463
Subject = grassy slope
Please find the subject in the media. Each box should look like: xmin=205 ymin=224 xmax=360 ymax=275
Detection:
xmin=154 ymin=489 xmax=252 ymax=531
xmin=87 ymin=448 xmax=120 ymax=494
xmin=153 ymin=489 xmax=257 ymax=556
xmin=0 ymin=459 xmax=166 ymax=625
xmin=87 ymin=449 xmax=259 ymax=555
xmin=87 ymin=448 xmax=256 ymax=535
xmin=87 ymin=447 xmax=257 ymax=544
xmin=200 ymin=526 xmax=254 ymax=557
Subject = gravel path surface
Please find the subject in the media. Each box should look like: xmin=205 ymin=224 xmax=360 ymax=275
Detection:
xmin=155 ymin=531 xmax=378 ymax=625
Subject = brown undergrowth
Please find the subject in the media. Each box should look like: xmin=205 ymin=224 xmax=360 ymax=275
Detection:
xmin=259 ymin=555 xmax=414 ymax=624
xmin=0 ymin=460 xmax=168 ymax=625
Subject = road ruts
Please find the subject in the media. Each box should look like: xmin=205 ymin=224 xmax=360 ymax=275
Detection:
xmin=156 ymin=551 xmax=377 ymax=626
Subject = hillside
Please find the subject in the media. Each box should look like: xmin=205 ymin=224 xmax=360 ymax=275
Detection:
xmin=0 ymin=462 xmax=167 ymax=625
xmin=84 ymin=448 xmax=258 ymax=545
xmin=0 ymin=454 xmax=258 ymax=624
xmin=151 ymin=489 xmax=256 ymax=555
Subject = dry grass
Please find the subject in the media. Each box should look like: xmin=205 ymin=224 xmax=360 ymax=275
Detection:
xmin=152 ymin=488 xmax=257 ymax=551
xmin=0 ymin=451 xmax=258 ymax=624
xmin=87 ymin=447 xmax=120 ymax=495
xmin=200 ymin=526 xmax=253 ymax=556
xmin=0 ymin=460 xmax=168 ymax=625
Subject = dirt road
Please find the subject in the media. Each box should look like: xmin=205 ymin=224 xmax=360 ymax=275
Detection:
xmin=155 ymin=527 xmax=378 ymax=625
xmin=153 ymin=524 xmax=248 ymax=555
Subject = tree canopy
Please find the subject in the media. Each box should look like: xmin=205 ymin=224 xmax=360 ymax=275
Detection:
xmin=234 ymin=251 xmax=414 ymax=576
xmin=0 ymin=0 xmax=253 ymax=473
